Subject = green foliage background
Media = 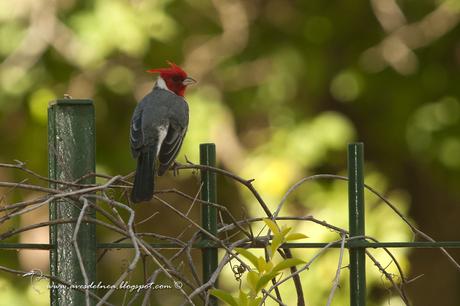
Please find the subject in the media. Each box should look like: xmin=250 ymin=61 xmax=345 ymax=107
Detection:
xmin=0 ymin=0 xmax=459 ymax=305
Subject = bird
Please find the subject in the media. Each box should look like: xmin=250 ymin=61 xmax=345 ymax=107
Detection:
xmin=130 ymin=61 xmax=196 ymax=203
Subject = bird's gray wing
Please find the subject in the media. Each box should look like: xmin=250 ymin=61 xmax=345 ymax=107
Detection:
xmin=130 ymin=106 xmax=144 ymax=158
xmin=157 ymin=124 xmax=187 ymax=175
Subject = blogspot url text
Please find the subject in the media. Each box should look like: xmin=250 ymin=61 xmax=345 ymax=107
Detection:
xmin=48 ymin=281 xmax=182 ymax=293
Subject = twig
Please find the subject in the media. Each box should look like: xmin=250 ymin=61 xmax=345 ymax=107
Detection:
xmin=186 ymin=182 xmax=203 ymax=217
xmin=175 ymin=162 xmax=272 ymax=217
xmin=274 ymin=174 xmax=460 ymax=271
xmin=326 ymin=232 xmax=346 ymax=306
xmin=261 ymin=236 xmax=364 ymax=305
xmin=83 ymin=195 xmax=140 ymax=306
xmin=73 ymin=196 xmax=92 ymax=306
xmin=155 ymin=188 xmax=252 ymax=238
xmin=0 ymin=265 xmax=112 ymax=305
xmin=366 ymin=250 xmax=409 ymax=306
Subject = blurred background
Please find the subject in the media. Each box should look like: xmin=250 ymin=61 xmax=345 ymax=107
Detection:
xmin=1 ymin=0 xmax=460 ymax=305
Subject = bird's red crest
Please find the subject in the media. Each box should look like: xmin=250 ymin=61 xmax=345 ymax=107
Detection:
xmin=147 ymin=61 xmax=193 ymax=96
xmin=147 ymin=61 xmax=187 ymax=79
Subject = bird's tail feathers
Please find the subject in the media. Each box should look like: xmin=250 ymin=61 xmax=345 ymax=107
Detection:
xmin=131 ymin=145 xmax=156 ymax=203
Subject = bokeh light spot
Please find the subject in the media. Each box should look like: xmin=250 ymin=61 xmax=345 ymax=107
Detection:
xmin=330 ymin=71 xmax=363 ymax=102
xmin=104 ymin=66 xmax=134 ymax=94
xmin=439 ymin=138 xmax=460 ymax=168
xmin=29 ymin=88 xmax=55 ymax=125
xmin=434 ymin=96 xmax=460 ymax=125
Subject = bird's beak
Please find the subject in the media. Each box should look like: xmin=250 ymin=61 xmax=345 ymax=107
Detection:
xmin=182 ymin=77 xmax=197 ymax=86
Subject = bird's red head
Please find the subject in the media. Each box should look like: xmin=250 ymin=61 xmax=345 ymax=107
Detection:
xmin=147 ymin=61 xmax=196 ymax=97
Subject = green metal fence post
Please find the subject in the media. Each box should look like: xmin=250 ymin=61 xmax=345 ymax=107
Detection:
xmin=200 ymin=143 xmax=218 ymax=306
xmin=48 ymin=99 xmax=96 ymax=306
xmin=348 ymin=143 xmax=366 ymax=306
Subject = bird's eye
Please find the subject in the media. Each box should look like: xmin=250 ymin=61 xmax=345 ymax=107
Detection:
xmin=172 ymin=76 xmax=181 ymax=82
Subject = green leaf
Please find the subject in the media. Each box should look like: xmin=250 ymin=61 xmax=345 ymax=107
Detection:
xmin=280 ymin=225 xmax=292 ymax=237
xmin=257 ymin=256 xmax=266 ymax=273
xmin=255 ymin=271 xmax=279 ymax=292
xmin=235 ymin=248 xmax=259 ymax=268
xmin=256 ymin=256 xmax=274 ymax=273
xmin=210 ymin=289 xmax=238 ymax=306
xmin=246 ymin=271 xmax=259 ymax=294
xmin=272 ymin=258 xmax=305 ymax=273
xmin=270 ymin=233 xmax=284 ymax=257
xmin=285 ymin=233 xmax=309 ymax=241
xmin=249 ymin=297 xmax=263 ymax=306
xmin=263 ymin=218 xmax=280 ymax=235
xmin=265 ymin=260 xmax=274 ymax=273
xmin=238 ymin=289 xmax=249 ymax=306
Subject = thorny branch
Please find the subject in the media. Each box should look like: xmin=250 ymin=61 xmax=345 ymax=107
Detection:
xmin=0 ymin=161 xmax=458 ymax=305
